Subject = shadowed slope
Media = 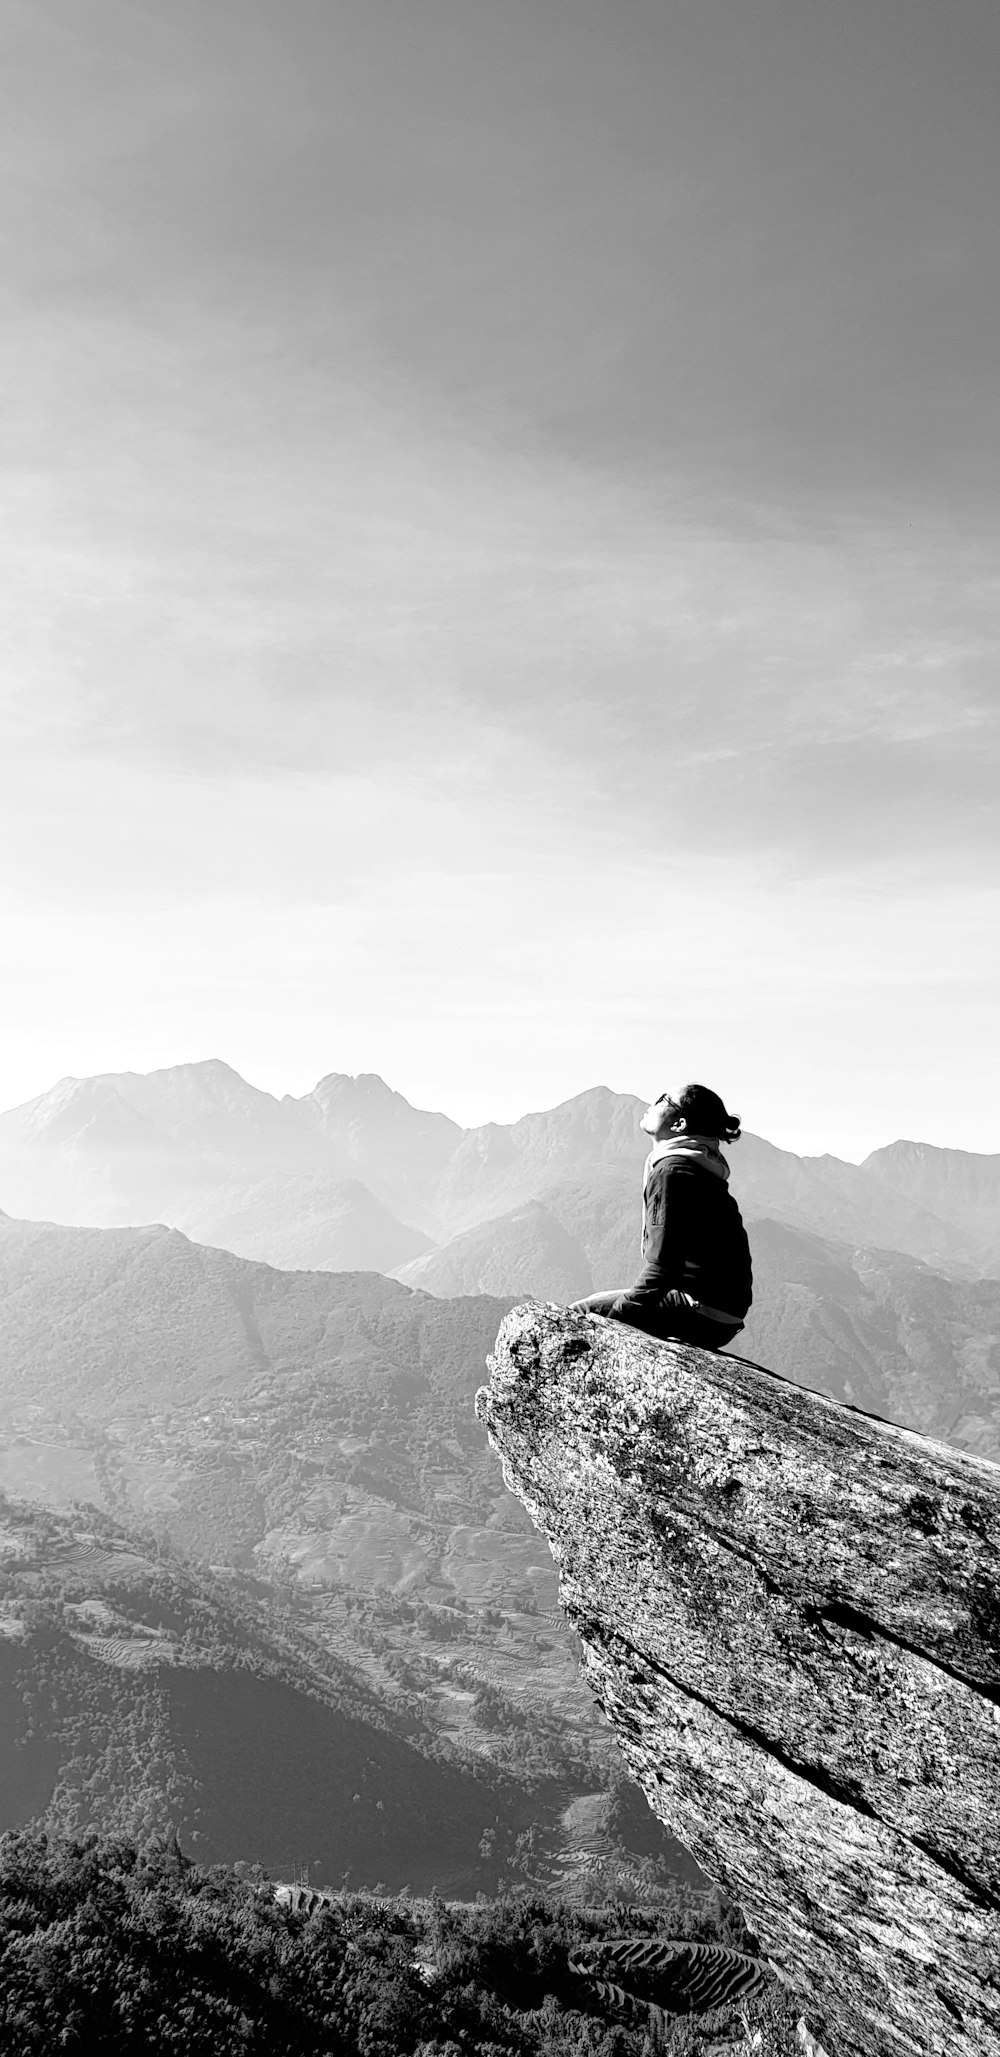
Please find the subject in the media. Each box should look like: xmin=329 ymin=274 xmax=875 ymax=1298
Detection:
xmin=394 ymin=1200 xmax=591 ymax=1300
xmin=0 ymin=1497 xmax=535 ymax=1892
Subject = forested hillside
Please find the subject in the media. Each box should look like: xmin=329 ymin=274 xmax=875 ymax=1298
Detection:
xmin=0 ymin=1496 xmax=699 ymax=1900
xmin=0 ymin=1494 xmax=517 ymax=1891
xmin=0 ymin=1828 xmax=806 ymax=2055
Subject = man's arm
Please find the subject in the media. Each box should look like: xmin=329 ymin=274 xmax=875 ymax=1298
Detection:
xmin=607 ymin=1163 xmax=688 ymax=1327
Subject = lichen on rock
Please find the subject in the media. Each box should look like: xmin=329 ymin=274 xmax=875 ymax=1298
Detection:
xmin=476 ymin=1302 xmax=1000 ymax=2057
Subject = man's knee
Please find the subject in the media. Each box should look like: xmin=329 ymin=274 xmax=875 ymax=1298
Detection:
xmin=569 ymin=1290 xmax=622 ymax=1314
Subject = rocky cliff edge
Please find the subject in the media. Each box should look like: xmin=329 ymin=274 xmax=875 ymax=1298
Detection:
xmin=476 ymin=1304 xmax=1000 ymax=2057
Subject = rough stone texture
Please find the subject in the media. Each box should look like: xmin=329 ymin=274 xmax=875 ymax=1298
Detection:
xmin=476 ymin=1304 xmax=1000 ymax=2057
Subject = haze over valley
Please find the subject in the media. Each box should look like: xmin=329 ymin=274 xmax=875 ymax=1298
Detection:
xmin=0 ymin=1232 xmax=696 ymax=1898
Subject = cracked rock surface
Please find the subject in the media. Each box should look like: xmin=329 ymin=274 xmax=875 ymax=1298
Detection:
xmin=476 ymin=1303 xmax=1000 ymax=2057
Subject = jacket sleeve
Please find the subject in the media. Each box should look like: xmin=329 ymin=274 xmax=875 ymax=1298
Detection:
xmin=608 ymin=1163 xmax=687 ymax=1326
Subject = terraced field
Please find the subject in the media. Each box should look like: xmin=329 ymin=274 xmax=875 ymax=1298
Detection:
xmin=75 ymin=1633 xmax=178 ymax=1669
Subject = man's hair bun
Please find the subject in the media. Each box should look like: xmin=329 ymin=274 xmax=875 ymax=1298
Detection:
xmin=675 ymin=1083 xmax=741 ymax=1143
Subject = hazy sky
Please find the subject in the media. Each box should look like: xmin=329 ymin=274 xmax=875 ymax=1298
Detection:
xmin=2 ymin=0 xmax=998 ymax=1155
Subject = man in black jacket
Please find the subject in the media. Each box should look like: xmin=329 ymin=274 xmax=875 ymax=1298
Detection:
xmin=570 ymin=1083 xmax=752 ymax=1350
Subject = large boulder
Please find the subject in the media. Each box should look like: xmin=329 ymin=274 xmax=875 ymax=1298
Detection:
xmin=476 ymin=1304 xmax=1000 ymax=2057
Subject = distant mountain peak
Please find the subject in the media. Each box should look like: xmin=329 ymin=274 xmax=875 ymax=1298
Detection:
xmin=2 ymin=1074 xmax=169 ymax=1151
xmin=149 ymin=1058 xmax=244 ymax=1078
xmin=121 ymin=1059 xmax=284 ymax=1105
xmin=865 ymin=1137 xmax=1000 ymax=1168
xmin=308 ymin=1072 xmax=401 ymax=1102
xmin=296 ymin=1073 xmax=465 ymax=1160
xmin=21 ymin=1074 xmax=126 ymax=1110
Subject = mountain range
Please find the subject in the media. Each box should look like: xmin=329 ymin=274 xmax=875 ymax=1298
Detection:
xmin=3 ymin=1061 xmax=1000 ymax=1283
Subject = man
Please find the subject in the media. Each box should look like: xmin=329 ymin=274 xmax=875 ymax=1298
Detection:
xmin=570 ymin=1082 xmax=752 ymax=1349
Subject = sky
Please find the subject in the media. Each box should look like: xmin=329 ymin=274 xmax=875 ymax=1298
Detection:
xmin=2 ymin=0 xmax=998 ymax=1157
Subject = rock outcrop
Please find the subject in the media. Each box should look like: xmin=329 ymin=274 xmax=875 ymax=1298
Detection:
xmin=476 ymin=1305 xmax=1000 ymax=2057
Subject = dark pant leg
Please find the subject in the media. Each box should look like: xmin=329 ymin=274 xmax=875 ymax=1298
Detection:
xmin=652 ymin=1309 xmax=742 ymax=1351
xmin=571 ymin=1294 xmax=741 ymax=1352
xmin=605 ymin=1303 xmax=741 ymax=1351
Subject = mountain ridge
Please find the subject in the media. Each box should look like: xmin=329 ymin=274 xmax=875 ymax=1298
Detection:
xmin=3 ymin=1059 xmax=999 ymax=1277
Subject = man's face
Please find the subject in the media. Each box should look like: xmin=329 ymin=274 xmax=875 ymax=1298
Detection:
xmin=640 ymin=1094 xmax=680 ymax=1139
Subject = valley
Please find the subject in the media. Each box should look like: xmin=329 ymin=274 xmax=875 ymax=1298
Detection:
xmin=0 ymin=1494 xmax=698 ymax=1900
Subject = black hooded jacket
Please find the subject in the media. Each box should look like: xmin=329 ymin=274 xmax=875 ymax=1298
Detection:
xmin=608 ymin=1158 xmax=753 ymax=1330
